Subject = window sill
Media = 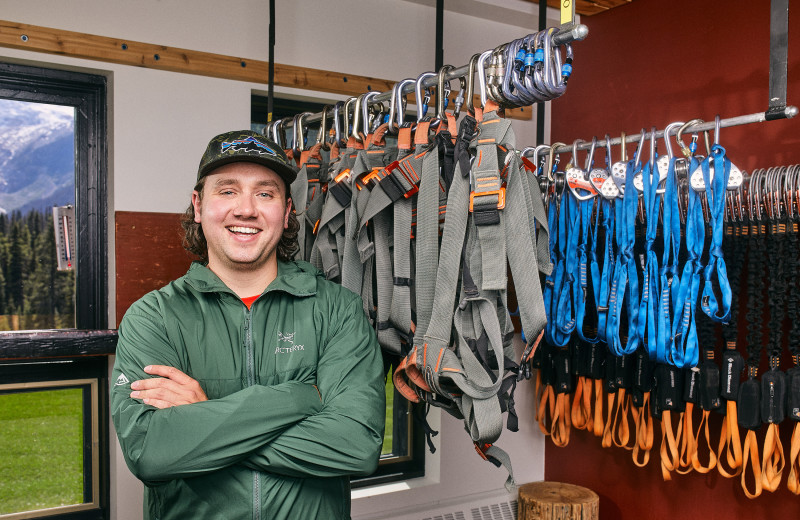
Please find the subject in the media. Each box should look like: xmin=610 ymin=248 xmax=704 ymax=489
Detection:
xmin=0 ymin=329 xmax=117 ymax=361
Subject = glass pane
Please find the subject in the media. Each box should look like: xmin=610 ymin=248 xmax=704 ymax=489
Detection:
xmin=0 ymin=99 xmax=76 ymax=330
xmin=0 ymin=388 xmax=84 ymax=514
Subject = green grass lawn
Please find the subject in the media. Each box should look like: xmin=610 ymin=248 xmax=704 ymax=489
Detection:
xmin=382 ymin=373 xmax=394 ymax=455
xmin=0 ymin=388 xmax=84 ymax=515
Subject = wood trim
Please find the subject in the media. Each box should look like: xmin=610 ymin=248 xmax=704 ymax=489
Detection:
xmin=532 ymin=0 xmax=633 ymax=16
xmin=0 ymin=19 xmax=531 ymax=120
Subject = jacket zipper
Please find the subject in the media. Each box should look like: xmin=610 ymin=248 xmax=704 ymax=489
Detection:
xmin=244 ymin=307 xmax=260 ymax=520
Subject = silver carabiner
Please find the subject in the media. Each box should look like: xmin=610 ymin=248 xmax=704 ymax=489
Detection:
xmin=360 ymin=91 xmax=381 ymax=138
xmin=388 ymin=79 xmax=414 ymax=134
xmin=414 ymin=71 xmax=436 ymax=123
xmin=343 ymin=97 xmax=357 ymax=145
xmin=436 ymin=64 xmax=454 ymax=122
xmin=316 ymin=105 xmax=332 ymax=151
xmin=465 ymin=53 xmax=480 ymax=115
xmin=331 ymin=101 xmax=344 ymax=146
xmin=476 ymin=50 xmax=493 ymax=109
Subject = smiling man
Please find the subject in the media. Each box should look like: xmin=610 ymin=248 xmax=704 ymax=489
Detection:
xmin=110 ymin=130 xmax=385 ymax=520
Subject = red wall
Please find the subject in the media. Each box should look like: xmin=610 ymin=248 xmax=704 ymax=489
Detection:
xmin=547 ymin=0 xmax=800 ymax=517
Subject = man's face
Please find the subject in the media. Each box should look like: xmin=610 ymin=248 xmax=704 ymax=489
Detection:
xmin=192 ymin=162 xmax=291 ymax=274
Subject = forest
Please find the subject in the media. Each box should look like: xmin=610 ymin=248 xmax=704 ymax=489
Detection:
xmin=0 ymin=208 xmax=75 ymax=330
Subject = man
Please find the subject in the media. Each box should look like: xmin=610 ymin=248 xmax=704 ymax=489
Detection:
xmin=111 ymin=130 xmax=386 ymax=520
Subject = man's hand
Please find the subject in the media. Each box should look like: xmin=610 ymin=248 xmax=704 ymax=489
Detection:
xmin=130 ymin=365 xmax=208 ymax=409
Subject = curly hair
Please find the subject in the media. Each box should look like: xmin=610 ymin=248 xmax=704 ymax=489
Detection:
xmin=181 ymin=177 xmax=300 ymax=263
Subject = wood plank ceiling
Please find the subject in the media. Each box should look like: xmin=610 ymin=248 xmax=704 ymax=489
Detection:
xmin=529 ymin=0 xmax=633 ymax=17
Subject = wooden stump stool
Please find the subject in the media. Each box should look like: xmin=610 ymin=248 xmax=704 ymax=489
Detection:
xmin=518 ymin=481 xmax=599 ymax=520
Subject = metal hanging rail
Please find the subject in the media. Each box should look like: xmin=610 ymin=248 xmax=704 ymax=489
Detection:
xmin=548 ymin=107 xmax=799 ymax=155
xmin=283 ymin=24 xmax=589 ymax=128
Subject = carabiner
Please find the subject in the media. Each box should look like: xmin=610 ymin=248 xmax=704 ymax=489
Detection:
xmin=414 ymin=71 xmax=436 ymax=122
xmin=633 ymin=128 xmax=646 ymax=167
xmin=331 ymin=101 xmax=344 ymax=146
xmin=388 ymin=78 xmax=414 ymax=134
xmin=465 ymin=53 xmax=480 ymax=115
xmin=548 ymin=142 xmax=567 ymax=182
xmin=476 ymin=50 xmax=493 ymax=109
xmin=360 ymin=91 xmax=381 ymax=139
xmin=343 ymin=97 xmax=357 ymax=145
xmin=676 ymin=119 xmax=704 ymax=158
xmin=316 ymin=105 xmax=332 ymax=151
xmin=292 ymin=112 xmax=312 ymax=154
xmin=436 ymin=64 xmax=454 ymax=122
xmin=351 ymin=93 xmax=365 ymax=142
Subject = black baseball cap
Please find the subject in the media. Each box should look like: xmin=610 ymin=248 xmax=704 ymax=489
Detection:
xmin=197 ymin=130 xmax=297 ymax=186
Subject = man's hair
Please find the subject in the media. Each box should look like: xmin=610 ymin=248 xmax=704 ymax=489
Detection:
xmin=181 ymin=177 xmax=300 ymax=262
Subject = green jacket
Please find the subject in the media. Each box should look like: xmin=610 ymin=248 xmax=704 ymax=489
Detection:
xmin=111 ymin=260 xmax=385 ymax=520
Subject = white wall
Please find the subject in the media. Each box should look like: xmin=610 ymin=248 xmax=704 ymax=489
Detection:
xmin=0 ymin=1 xmax=558 ymax=518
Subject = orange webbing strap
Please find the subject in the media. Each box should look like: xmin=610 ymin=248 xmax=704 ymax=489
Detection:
xmin=538 ymin=383 xmax=556 ymax=437
xmin=592 ymin=379 xmax=604 ymax=437
xmin=741 ymin=429 xmax=763 ymax=498
xmin=346 ymin=135 xmax=365 ymax=151
xmin=298 ymin=142 xmax=324 ymax=168
xmin=413 ymin=121 xmax=433 ymax=147
xmin=374 ymin=123 xmax=389 ymax=146
xmin=691 ymin=409 xmax=718 ymax=473
xmin=760 ymin=423 xmax=785 ymax=492
xmin=581 ymin=377 xmax=595 ymax=433
xmin=788 ymin=423 xmax=800 ymax=494
xmin=534 ymin=369 xmax=545 ymax=431
xmin=659 ymin=411 xmax=683 ymax=481
xmin=392 ymin=346 xmax=432 ymax=403
xmin=676 ymin=402 xmax=697 ymax=475
xmin=601 ymin=390 xmax=617 ymax=448
xmin=717 ymin=400 xmax=744 ymax=477
xmin=551 ymin=392 xmax=572 ymax=447
xmin=611 ymin=389 xmax=633 ymax=450
xmin=483 ymin=99 xmax=504 ymax=118
xmin=632 ymin=392 xmax=654 ymax=467
xmin=445 ymin=113 xmax=457 ymax=142
xmin=329 ymin=141 xmax=340 ymax=161
xmin=571 ymin=377 xmax=588 ymax=430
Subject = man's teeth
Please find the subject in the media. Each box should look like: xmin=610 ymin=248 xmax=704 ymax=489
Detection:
xmin=228 ymin=226 xmax=258 ymax=234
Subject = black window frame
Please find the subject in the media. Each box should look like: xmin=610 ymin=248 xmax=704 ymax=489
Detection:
xmin=0 ymin=61 xmax=113 ymax=520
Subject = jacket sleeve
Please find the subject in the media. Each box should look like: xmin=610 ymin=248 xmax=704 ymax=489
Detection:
xmin=110 ymin=301 xmax=323 ymax=485
xmin=240 ymin=294 xmax=386 ymax=478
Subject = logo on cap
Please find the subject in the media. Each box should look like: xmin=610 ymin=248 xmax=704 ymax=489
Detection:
xmin=221 ymin=136 xmax=278 ymax=156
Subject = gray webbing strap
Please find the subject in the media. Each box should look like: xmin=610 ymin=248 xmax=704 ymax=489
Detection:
xmin=413 ymin=145 xmax=441 ymax=341
xmin=504 ymin=152 xmax=548 ymax=351
xmin=311 ymin=148 xmax=357 ymax=280
xmin=389 ymin=150 xmax=425 ymax=346
xmin=290 ymin=152 xmax=326 ymax=261
xmin=373 ymin=211 xmax=404 ymax=354
xmin=469 ymin=114 xmax=509 ymax=291
xmin=341 ymin=151 xmax=371 ymax=294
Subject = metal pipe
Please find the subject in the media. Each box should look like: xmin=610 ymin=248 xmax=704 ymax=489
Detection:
xmin=543 ymin=106 xmax=799 ymax=156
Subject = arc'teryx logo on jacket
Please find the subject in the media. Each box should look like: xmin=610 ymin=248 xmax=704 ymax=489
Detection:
xmin=275 ymin=331 xmax=304 ymax=354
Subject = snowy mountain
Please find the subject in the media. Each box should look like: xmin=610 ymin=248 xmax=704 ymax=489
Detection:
xmin=0 ymin=99 xmax=75 ymax=214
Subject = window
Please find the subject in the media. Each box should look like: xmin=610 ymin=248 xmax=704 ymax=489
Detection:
xmin=0 ymin=62 xmax=112 ymax=520
xmin=252 ymin=94 xmax=425 ymax=485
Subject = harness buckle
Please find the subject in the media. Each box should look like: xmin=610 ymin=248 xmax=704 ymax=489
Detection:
xmin=329 ymin=168 xmax=353 ymax=207
xmin=361 ymin=167 xmax=383 ymax=191
xmin=474 ymin=442 xmax=493 ymax=461
xmin=469 ymin=187 xmax=506 ymax=212
xmin=380 ymin=161 xmax=420 ymax=201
